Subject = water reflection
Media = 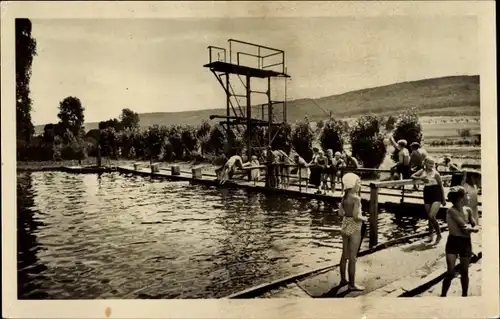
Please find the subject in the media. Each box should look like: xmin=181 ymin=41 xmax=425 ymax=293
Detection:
xmin=17 ymin=172 xmax=49 ymax=299
xmin=17 ymin=171 xmax=437 ymax=299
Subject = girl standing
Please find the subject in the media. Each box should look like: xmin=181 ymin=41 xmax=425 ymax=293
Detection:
xmin=250 ymin=155 xmax=260 ymax=186
xmin=441 ymin=186 xmax=479 ymax=297
xmin=411 ymin=157 xmax=446 ymax=244
xmin=338 ymin=173 xmax=368 ymax=291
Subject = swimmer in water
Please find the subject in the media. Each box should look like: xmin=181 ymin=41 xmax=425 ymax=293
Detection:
xmin=338 ymin=173 xmax=368 ymax=291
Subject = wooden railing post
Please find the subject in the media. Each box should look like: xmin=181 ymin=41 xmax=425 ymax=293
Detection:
xmin=401 ymin=185 xmax=405 ymax=204
xmin=369 ymin=183 xmax=379 ymax=248
xmin=298 ymin=165 xmax=302 ymax=192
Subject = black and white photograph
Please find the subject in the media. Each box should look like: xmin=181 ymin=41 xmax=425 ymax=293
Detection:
xmin=2 ymin=1 xmax=498 ymax=318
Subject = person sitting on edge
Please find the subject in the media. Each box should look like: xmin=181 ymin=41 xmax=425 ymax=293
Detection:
xmin=250 ymin=155 xmax=261 ymax=186
xmin=438 ymin=154 xmax=461 ymax=172
xmin=441 ymin=186 xmax=479 ymax=297
xmin=338 ymin=173 xmax=368 ymax=291
xmin=217 ymin=155 xmax=245 ymax=185
xmin=389 ymin=136 xmax=411 ymax=182
xmin=294 ymin=154 xmax=311 ymax=192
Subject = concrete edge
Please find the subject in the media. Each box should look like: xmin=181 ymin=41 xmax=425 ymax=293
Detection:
xmin=398 ymin=252 xmax=483 ymax=297
xmin=224 ymin=226 xmax=450 ymax=299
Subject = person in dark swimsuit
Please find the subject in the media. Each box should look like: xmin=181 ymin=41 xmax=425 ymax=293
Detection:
xmin=315 ymin=150 xmax=328 ymax=194
xmin=411 ymin=157 xmax=446 ymax=244
xmin=441 ymin=186 xmax=479 ymax=297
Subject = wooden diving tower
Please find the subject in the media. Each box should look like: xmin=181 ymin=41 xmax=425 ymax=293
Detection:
xmin=203 ymin=39 xmax=291 ymax=160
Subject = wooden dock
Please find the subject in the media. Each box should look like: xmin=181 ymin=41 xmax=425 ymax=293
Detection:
xmin=231 ymin=229 xmax=482 ymax=299
xmin=114 ymin=164 xmax=481 ymax=209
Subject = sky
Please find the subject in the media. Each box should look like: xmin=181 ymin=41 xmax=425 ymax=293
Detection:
xmin=29 ymin=16 xmax=478 ymax=125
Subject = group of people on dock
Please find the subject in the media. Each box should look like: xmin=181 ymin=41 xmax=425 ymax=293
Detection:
xmin=336 ymin=169 xmax=480 ymax=295
xmin=215 ymin=137 xmax=480 ymax=297
xmin=216 ymin=146 xmax=359 ymax=194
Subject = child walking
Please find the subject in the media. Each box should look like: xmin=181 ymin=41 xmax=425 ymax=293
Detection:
xmin=441 ymin=186 xmax=479 ymax=297
xmin=338 ymin=173 xmax=368 ymax=291
xmin=411 ymin=157 xmax=446 ymax=244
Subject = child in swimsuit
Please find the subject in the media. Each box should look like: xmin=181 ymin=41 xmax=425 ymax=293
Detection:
xmin=250 ymin=155 xmax=260 ymax=185
xmin=441 ymin=186 xmax=479 ymax=297
xmin=338 ymin=173 xmax=368 ymax=291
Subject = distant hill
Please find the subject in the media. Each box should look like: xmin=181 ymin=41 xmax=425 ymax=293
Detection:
xmin=35 ymin=75 xmax=479 ymax=134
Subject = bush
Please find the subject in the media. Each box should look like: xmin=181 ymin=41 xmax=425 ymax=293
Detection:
xmin=269 ymin=123 xmax=292 ymax=154
xmin=458 ymin=128 xmax=472 ymax=138
xmin=385 ymin=115 xmax=396 ymax=131
xmin=292 ymin=119 xmax=314 ymax=161
xmin=350 ymin=115 xmax=386 ymax=168
xmin=181 ymin=125 xmax=198 ymax=158
xmin=320 ymin=119 xmax=346 ymax=153
xmin=391 ymin=108 xmax=423 ymax=163
xmin=99 ymin=127 xmax=118 ymax=158
xmin=145 ymin=125 xmax=169 ymax=160
xmin=207 ymin=125 xmax=226 ymax=155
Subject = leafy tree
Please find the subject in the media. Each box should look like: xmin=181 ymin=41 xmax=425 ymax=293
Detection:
xmin=207 ymin=125 xmax=226 ymax=155
xmin=16 ymin=18 xmax=37 ymax=144
xmin=385 ymin=115 xmax=396 ymax=131
xmin=269 ymin=123 xmax=292 ymax=154
xmin=58 ymin=96 xmax=85 ymax=138
xmin=120 ymin=108 xmax=140 ymax=129
xmin=99 ymin=118 xmax=122 ymax=131
xmin=292 ymin=120 xmax=314 ymax=161
xmin=167 ymin=125 xmax=184 ymax=159
xmin=350 ymin=115 xmax=386 ymax=168
xmin=99 ymin=127 xmax=118 ymax=158
xmin=391 ymin=108 xmax=423 ymax=163
xmin=196 ymin=120 xmax=212 ymax=155
xmin=145 ymin=125 xmax=169 ymax=160
xmin=458 ymin=128 xmax=471 ymax=138
xmin=316 ymin=120 xmax=324 ymax=130
xmin=181 ymin=125 xmax=198 ymax=157
xmin=320 ymin=119 xmax=345 ymax=153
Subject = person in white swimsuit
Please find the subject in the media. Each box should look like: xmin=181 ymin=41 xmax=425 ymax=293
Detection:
xmin=411 ymin=157 xmax=446 ymax=244
xmin=338 ymin=173 xmax=368 ymax=291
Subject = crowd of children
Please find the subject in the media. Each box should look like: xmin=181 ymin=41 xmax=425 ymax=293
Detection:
xmin=216 ymin=146 xmax=359 ymax=193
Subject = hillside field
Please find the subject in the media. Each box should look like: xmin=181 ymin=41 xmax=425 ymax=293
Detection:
xmin=35 ymin=75 xmax=481 ymax=142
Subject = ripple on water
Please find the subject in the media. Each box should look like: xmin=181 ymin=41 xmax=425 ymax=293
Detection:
xmin=17 ymin=171 xmax=436 ymax=299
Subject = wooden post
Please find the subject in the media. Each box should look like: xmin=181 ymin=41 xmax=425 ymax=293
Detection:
xmin=171 ymin=165 xmax=181 ymax=176
xmin=97 ymin=145 xmax=102 ymax=167
xmin=298 ymin=165 xmax=302 ymax=192
xmin=401 ymin=184 xmax=405 ymax=204
xmin=369 ymin=183 xmax=379 ymax=248
xmin=192 ymin=167 xmax=202 ymax=179
xmin=151 ymin=163 xmax=160 ymax=173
